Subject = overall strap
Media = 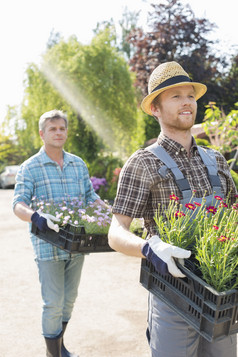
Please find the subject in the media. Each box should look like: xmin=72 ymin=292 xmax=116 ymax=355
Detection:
xmin=197 ymin=146 xmax=222 ymax=195
xmin=146 ymin=143 xmax=192 ymax=201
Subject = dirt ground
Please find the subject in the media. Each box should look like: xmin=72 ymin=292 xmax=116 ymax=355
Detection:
xmin=0 ymin=189 xmax=150 ymax=357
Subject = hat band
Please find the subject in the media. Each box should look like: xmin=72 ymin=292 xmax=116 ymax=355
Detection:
xmin=151 ymin=75 xmax=192 ymax=93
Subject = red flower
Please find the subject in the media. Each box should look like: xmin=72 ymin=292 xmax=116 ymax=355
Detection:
xmin=111 ymin=167 xmax=121 ymax=182
xmin=113 ymin=167 xmax=121 ymax=176
xmin=214 ymin=195 xmax=223 ymax=201
xmin=206 ymin=206 xmax=217 ymax=214
xmin=213 ymin=225 xmax=219 ymax=230
xmin=194 ymin=202 xmax=201 ymax=206
xmin=170 ymin=194 xmax=179 ymax=201
xmin=219 ymin=201 xmax=228 ymax=208
xmin=185 ymin=203 xmax=196 ymax=211
xmin=218 ymin=235 xmax=229 ymax=242
xmin=232 ymin=203 xmax=238 ymax=211
xmin=175 ymin=211 xmax=185 ymax=218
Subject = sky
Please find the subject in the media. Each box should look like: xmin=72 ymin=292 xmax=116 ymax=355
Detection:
xmin=0 ymin=0 xmax=237 ymax=123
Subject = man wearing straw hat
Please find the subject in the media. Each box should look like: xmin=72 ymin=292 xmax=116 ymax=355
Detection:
xmin=108 ymin=62 xmax=237 ymax=356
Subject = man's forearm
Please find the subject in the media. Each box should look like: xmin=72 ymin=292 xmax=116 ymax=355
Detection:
xmin=13 ymin=202 xmax=34 ymax=222
xmin=108 ymin=215 xmax=145 ymax=258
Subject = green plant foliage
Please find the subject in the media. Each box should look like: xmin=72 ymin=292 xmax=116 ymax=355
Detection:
xmin=231 ymin=170 xmax=238 ymax=190
xmin=194 ymin=138 xmax=210 ymax=147
xmin=88 ymin=154 xmax=123 ymax=201
xmin=201 ymin=102 xmax=238 ymax=175
xmin=0 ymin=133 xmax=19 ymax=167
xmin=154 ymin=193 xmax=238 ymax=291
xmin=143 ymin=114 xmax=160 ymax=143
xmin=202 ymin=102 xmax=238 ymax=155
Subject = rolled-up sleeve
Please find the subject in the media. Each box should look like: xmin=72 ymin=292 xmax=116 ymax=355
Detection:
xmin=112 ymin=152 xmax=152 ymax=218
xmin=13 ymin=164 xmax=34 ymax=208
xmin=82 ymin=162 xmax=100 ymax=203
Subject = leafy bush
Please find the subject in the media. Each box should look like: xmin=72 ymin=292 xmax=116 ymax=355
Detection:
xmin=88 ymin=154 xmax=123 ymax=200
xmin=231 ymin=170 xmax=238 ymax=190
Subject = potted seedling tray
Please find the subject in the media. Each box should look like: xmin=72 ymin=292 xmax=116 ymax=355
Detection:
xmin=31 ymin=223 xmax=114 ymax=253
xmin=140 ymin=258 xmax=238 ymax=342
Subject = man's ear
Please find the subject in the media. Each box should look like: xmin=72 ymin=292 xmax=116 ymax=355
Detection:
xmin=151 ymin=104 xmax=160 ymax=119
xmin=39 ymin=130 xmax=44 ymax=140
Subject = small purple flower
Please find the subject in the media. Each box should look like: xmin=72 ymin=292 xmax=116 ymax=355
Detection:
xmin=78 ymin=209 xmax=86 ymax=214
xmin=90 ymin=177 xmax=108 ymax=192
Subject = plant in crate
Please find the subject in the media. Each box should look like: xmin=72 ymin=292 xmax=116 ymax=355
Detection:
xmin=31 ymin=196 xmax=112 ymax=235
xmin=153 ymin=193 xmax=238 ymax=292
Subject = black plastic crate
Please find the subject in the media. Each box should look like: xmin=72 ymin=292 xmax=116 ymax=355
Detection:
xmin=140 ymin=258 xmax=238 ymax=342
xmin=31 ymin=223 xmax=114 ymax=253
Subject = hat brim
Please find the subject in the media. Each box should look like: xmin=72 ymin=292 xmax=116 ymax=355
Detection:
xmin=141 ymin=82 xmax=207 ymax=116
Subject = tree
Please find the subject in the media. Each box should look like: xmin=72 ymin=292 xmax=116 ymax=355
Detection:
xmin=42 ymin=28 xmax=138 ymax=157
xmin=217 ymin=53 xmax=238 ymax=114
xmin=16 ymin=63 xmax=78 ymax=159
xmin=118 ymin=7 xmax=141 ymax=61
xmin=46 ymin=29 xmax=62 ymax=49
xmin=0 ymin=130 xmax=24 ymax=169
xmin=4 ymin=27 xmax=141 ymax=165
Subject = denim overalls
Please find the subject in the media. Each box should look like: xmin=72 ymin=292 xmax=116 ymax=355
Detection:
xmin=144 ymin=143 xmax=237 ymax=357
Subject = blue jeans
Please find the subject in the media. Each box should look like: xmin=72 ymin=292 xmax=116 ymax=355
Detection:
xmin=36 ymin=255 xmax=84 ymax=338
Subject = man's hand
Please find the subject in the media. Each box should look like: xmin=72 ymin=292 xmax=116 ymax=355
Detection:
xmin=31 ymin=211 xmax=60 ymax=233
xmin=141 ymin=235 xmax=191 ymax=278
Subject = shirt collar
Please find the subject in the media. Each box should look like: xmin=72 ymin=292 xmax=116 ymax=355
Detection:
xmin=157 ymin=133 xmax=198 ymax=156
xmin=39 ymin=147 xmax=73 ymax=165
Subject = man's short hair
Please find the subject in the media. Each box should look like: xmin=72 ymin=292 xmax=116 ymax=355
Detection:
xmin=39 ymin=109 xmax=68 ymax=131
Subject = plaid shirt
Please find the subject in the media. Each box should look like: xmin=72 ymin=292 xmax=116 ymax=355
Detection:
xmin=13 ymin=147 xmax=99 ymax=261
xmin=112 ymin=134 xmax=237 ymax=234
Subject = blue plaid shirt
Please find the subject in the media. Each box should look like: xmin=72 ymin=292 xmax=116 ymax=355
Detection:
xmin=13 ymin=147 xmax=99 ymax=261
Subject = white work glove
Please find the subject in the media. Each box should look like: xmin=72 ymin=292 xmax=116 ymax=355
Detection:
xmin=141 ymin=235 xmax=191 ymax=278
xmin=31 ymin=211 xmax=60 ymax=233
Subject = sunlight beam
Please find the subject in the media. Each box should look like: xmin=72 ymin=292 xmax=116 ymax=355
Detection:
xmin=41 ymin=61 xmax=126 ymax=156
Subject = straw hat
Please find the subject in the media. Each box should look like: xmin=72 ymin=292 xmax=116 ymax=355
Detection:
xmin=141 ymin=61 xmax=207 ymax=116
